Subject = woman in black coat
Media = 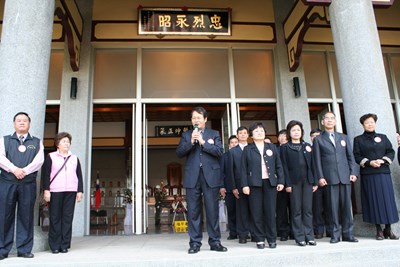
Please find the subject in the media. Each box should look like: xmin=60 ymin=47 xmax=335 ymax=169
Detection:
xmin=280 ymin=120 xmax=318 ymax=246
xmin=353 ymin=113 xmax=399 ymax=240
xmin=241 ymin=122 xmax=284 ymax=249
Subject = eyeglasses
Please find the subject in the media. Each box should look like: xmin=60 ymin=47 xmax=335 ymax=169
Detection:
xmin=323 ymin=116 xmax=336 ymax=120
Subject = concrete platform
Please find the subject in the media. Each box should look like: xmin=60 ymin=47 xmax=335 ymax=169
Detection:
xmin=3 ymin=231 xmax=400 ymax=267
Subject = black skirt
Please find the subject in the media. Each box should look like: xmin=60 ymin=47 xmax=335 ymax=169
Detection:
xmin=361 ymin=173 xmax=399 ymax=224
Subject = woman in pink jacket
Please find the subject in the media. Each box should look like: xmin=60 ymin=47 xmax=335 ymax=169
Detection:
xmin=42 ymin=132 xmax=83 ymax=254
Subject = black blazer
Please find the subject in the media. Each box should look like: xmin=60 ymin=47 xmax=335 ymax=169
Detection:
xmin=353 ymin=132 xmax=394 ymax=175
xmin=176 ymin=128 xmax=223 ymax=189
xmin=280 ymin=141 xmax=316 ymax=186
xmin=241 ymin=142 xmax=284 ymax=188
xmin=227 ymin=145 xmax=244 ymax=191
xmin=219 ymin=151 xmax=230 ymax=189
xmin=312 ymin=131 xmax=358 ymax=185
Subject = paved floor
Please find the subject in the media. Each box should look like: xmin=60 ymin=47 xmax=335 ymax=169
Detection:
xmin=3 ymin=231 xmax=400 ymax=267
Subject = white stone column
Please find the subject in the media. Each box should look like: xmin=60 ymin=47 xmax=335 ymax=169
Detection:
xmin=0 ymin=0 xmax=54 ymax=136
xmin=272 ymin=0 xmax=312 ymax=139
xmin=329 ymin=0 xmax=399 ymax=234
xmin=0 ymin=0 xmax=55 ymax=253
xmin=58 ymin=0 xmax=94 ymax=236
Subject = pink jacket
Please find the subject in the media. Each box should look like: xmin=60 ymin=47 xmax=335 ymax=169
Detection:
xmin=49 ymin=151 xmax=79 ymax=192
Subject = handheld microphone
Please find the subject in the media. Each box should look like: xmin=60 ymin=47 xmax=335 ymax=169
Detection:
xmin=193 ymin=124 xmax=199 ymax=144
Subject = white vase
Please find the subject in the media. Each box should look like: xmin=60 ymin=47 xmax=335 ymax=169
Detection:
xmin=124 ymin=203 xmax=132 ymax=225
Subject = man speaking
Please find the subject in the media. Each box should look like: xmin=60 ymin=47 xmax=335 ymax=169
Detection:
xmin=176 ymin=106 xmax=227 ymax=254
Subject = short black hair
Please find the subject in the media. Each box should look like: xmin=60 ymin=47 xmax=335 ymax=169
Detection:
xmin=359 ymin=113 xmax=377 ymax=124
xmin=13 ymin=112 xmax=31 ymax=122
xmin=191 ymin=106 xmax=208 ymax=119
xmin=228 ymin=135 xmax=238 ymax=143
xmin=249 ymin=122 xmax=266 ymax=137
xmin=237 ymin=126 xmax=248 ymax=134
xmin=278 ymin=129 xmax=287 ymax=136
xmin=286 ymin=120 xmax=304 ymax=141
xmin=310 ymin=128 xmax=321 ymax=136
xmin=322 ymin=111 xmax=335 ymax=119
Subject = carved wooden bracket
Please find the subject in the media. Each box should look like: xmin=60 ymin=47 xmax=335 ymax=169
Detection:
xmin=54 ymin=0 xmax=83 ymax=72
xmin=284 ymin=0 xmax=394 ymax=72
xmin=284 ymin=2 xmax=329 ymax=72
xmin=54 ymin=7 xmax=80 ymax=71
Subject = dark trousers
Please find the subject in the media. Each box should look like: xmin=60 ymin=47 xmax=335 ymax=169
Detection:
xmin=248 ymin=180 xmax=277 ymax=244
xmin=326 ymin=183 xmax=354 ymax=241
xmin=276 ymin=190 xmax=291 ymax=237
xmin=48 ymin=192 xmax=77 ymax=251
xmin=236 ymin=192 xmax=251 ymax=239
xmin=0 ymin=180 xmax=36 ymax=256
xmin=225 ymin=192 xmax=237 ymax=238
xmin=186 ymin=169 xmax=221 ymax=247
xmin=290 ymin=179 xmax=314 ymax=243
xmin=312 ymin=186 xmax=332 ymax=236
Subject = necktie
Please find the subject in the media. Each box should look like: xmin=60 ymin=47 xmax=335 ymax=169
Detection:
xmin=19 ymin=135 xmax=24 ymax=144
xmin=329 ymin=133 xmax=335 ymax=147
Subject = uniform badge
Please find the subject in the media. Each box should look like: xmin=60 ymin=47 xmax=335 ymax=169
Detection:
xmin=18 ymin=145 xmax=26 ymax=153
xmin=266 ymin=149 xmax=273 ymax=156
xmin=207 ymin=139 xmax=214 ymax=144
xmin=305 ymin=145 xmax=312 ymax=152
xmin=341 ymin=140 xmax=346 ymax=147
xmin=374 ymin=137 xmax=382 ymax=143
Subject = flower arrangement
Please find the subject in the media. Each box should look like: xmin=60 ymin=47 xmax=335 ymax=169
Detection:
xmin=123 ymin=188 xmax=132 ymax=204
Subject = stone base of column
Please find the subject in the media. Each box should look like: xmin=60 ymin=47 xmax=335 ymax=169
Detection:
xmin=353 ymin=214 xmax=400 ymax=238
xmin=10 ymin=226 xmax=49 ymax=255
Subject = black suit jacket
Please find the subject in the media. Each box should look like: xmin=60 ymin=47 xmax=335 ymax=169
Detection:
xmin=176 ymin=128 xmax=223 ymax=189
xmin=353 ymin=132 xmax=394 ymax=175
xmin=280 ymin=141 xmax=316 ymax=186
xmin=219 ymin=151 xmax=230 ymax=189
xmin=312 ymin=131 xmax=358 ymax=185
xmin=227 ymin=145 xmax=245 ymax=191
xmin=241 ymin=142 xmax=284 ymax=188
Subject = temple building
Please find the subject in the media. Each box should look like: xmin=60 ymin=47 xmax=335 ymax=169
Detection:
xmin=0 ymin=0 xmax=399 ymax=251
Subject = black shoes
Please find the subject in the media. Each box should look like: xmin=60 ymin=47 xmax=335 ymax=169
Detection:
xmin=52 ymin=248 xmax=67 ymax=254
xmin=188 ymin=245 xmax=200 ymax=254
xmin=307 ymin=240 xmax=317 ymax=246
xmin=384 ymin=229 xmax=399 ymax=240
xmin=296 ymin=241 xmax=306 ymax=247
xmin=268 ymin=242 xmax=277 ymax=249
xmin=376 ymin=231 xmax=384 ymax=240
xmin=256 ymin=242 xmax=265 ymax=249
xmin=210 ymin=243 xmax=227 ymax=252
xmin=238 ymin=238 xmax=247 ymax=244
xmin=0 ymin=255 xmax=6 ymax=260
xmin=314 ymin=233 xmax=323 ymax=239
xmin=280 ymin=236 xmax=288 ymax=241
xmin=342 ymin=237 xmax=359 ymax=243
xmin=17 ymin=252 xmax=34 ymax=258
xmin=227 ymin=235 xmax=237 ymax=240
xmin=189 ymin=243 xmax=227 ymax=253
xmin=330 ymin=239 xmax=339 ymax=244
xmin=330 ymin=236 xmax=358 ymax=243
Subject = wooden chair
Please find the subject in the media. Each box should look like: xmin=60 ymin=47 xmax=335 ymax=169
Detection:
xmin=90 ymin=209 xmax=108 ymax=225
xmin=165 ymin=162 xmax=183 ymax=196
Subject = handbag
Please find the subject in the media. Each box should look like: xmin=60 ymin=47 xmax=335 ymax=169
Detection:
xmin=40 ymin=156 xmax=71 ymax=206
